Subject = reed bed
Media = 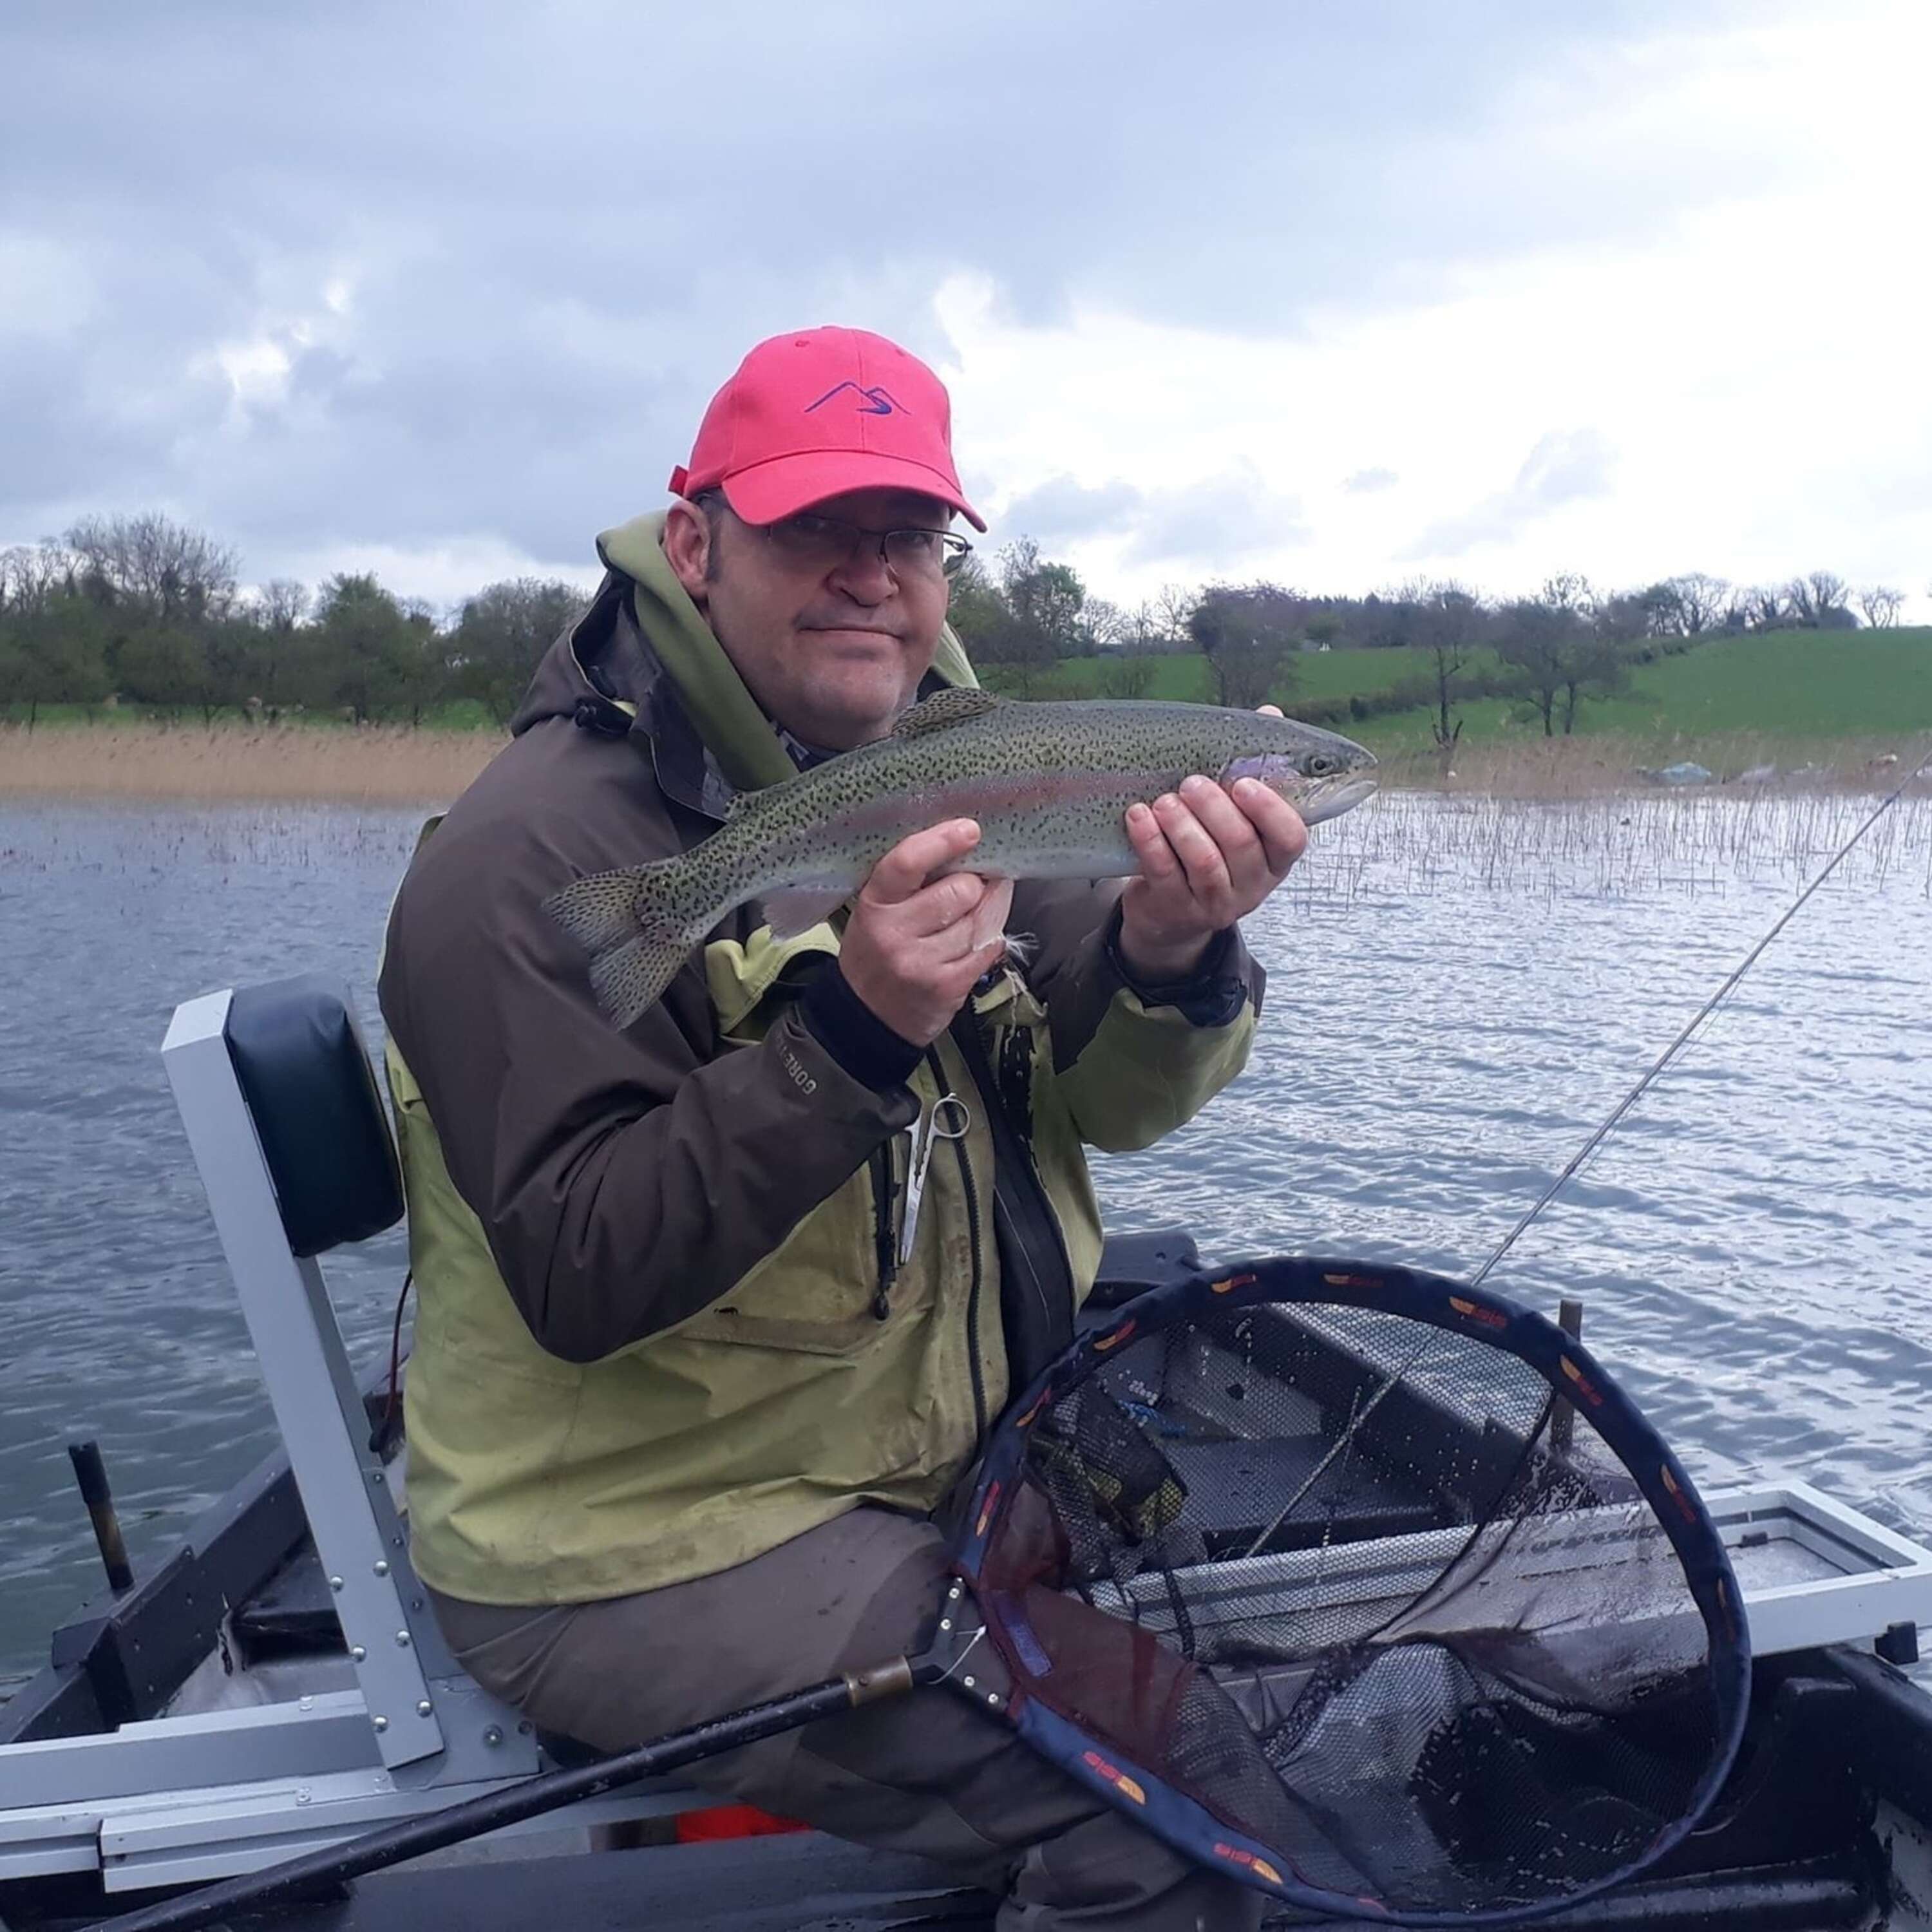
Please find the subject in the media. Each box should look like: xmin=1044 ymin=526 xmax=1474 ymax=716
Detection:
xmin=4 ymin=721 xmax=1925 ymax=811
xmin=0 ymin=721 xmax=504 ymax=804
xmin=1296 ymin=784 xmax=1932 ymax=907
xmin=4 ymin=730 xmax=1924 ymax=927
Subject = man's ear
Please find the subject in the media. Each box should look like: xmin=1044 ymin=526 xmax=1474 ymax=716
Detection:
xmin=662 ymin=498 xmax=712 ymax=605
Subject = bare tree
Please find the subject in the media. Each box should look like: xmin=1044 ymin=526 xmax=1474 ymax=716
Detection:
xmin=1857 ymin=585 xmax=1904 ymax=629
xmin=1 ymin=542 xmax=75 ymax=613
xmin=1408 ymin=580 xmax=1483 ymax=767
xmin=64 ymin=513 xmax=240 ymax=623
xmin=1151 ymin=583 xmax=1198 ymax=650
xmin=1667 ymin=573 xmax=1729 ymax=634
xmin=1495 ymin=589 xmax=1625 ymax=735
xmin=258 ymin=580 xmax=310 ymax=632
xmin=1627 ymin=574 xmax=1725 ymax=637
xmin=1115 ymin=600 xmax=1160 ymax=651
xmin=1188 ymin=582 xmax=1305 ymax=709
xmin=1784 ymin=571 xmax=1853 ymax=629
xmin=1080 ymin=596 xmax=1129 ymax=652
xmin=1597 ymin=589 xmax=1666 ymax=643
xmin=1740 ymin=585 xmax=1789 ymax=630
xmin=1540 ymin=572 xmax=1598 ymax=618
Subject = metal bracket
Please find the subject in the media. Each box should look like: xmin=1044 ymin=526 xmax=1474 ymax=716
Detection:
xmin=162 ymin=992 xmax=443 ymax=1769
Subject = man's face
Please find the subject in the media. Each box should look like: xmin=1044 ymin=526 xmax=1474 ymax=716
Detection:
xmin=665 ymin=486 xmax=954 ymax=752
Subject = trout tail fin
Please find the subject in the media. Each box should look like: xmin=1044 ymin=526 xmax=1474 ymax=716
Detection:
xmin=544 ymin=854 xmax=714 ymax=1031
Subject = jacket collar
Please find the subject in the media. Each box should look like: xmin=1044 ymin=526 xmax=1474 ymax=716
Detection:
xmin=516 ymin=510 xmax=981 ymax=825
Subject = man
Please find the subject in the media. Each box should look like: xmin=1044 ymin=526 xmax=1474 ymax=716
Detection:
xmin=378 ymin=327 xmax=1306 ymax=1929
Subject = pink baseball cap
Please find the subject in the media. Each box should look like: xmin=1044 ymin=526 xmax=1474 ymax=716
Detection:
xmin=668 ymin=327 xmax=986 ymax=532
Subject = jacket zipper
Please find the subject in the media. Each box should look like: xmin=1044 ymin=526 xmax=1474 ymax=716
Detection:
xmin=949 ymin=1005 xmax=1077 ymax=1393
xmin=869 ymin=1140 xmax=897 ymax=1320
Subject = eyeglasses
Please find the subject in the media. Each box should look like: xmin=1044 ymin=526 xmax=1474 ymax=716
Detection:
xmin=757 ymin=508 xmax=974 ymax=580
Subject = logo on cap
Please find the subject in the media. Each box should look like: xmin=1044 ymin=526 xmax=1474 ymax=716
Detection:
xmin=806 ymin=382 xmax=905 ymax=417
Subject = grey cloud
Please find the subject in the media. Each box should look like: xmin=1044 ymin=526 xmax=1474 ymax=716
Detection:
xmin=998 ymin=475 xmax=1144 ymax=546
xmin=1513 ymin=429 xmax=1616 ymax=509
xmin=990 ymin=465 xmax=1306 ymax=573
xmin=1343 ymin=467 xmax=1399 ymax=494
xmin=1127 ymin=466 xmax=1309 ymax=569
xmin=1407 ymin=429 xmax=1616 ymax=557
xmin=0 ymin=0 xmax=1749 ymax=591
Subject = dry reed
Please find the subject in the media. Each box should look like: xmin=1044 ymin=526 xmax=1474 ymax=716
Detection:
xmin=2 ymin=721 xmax=1925 ymax=817
xmin=0 ymin=721 xmax=504 ymax=805
xmin=1294 ymin=784 xmax=1932 ymax=909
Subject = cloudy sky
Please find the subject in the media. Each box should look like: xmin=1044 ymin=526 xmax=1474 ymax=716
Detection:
xmin=3 ymin=0 xmax=1927 ymax=618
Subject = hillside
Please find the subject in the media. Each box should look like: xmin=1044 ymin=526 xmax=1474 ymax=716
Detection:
xmin=1043 ymin=628 xmax=1932 ymax=754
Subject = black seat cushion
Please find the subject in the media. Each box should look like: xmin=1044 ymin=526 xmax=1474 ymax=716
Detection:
xmin=224 ymin=974 xmax=404 ymax=1257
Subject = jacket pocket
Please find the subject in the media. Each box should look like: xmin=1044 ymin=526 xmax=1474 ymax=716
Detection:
xmin=673 ymin=1159 xmax=914 ymax=1357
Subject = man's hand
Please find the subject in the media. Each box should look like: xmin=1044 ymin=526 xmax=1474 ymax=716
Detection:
xmin=1117 ymin=708 xmax=1308 ymax=981
xmin=840 ymin=820 xmax=1014 ymax=1046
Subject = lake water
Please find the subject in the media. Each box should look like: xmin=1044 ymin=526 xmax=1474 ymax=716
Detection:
xmin=3 ymin=788 xmax=1929 ymax=1694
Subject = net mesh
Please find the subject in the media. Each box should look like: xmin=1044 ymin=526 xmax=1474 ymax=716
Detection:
xmin=966 ymin=1275 xmax=1741 ymax=1920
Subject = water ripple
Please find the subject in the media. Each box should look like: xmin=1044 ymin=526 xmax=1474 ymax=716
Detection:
xmin=3 ymin=791 xmax=1930 ymax=1687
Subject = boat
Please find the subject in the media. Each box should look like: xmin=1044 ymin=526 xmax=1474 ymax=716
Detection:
xmin=2 ymin=972 xmax=1929 ymax=1929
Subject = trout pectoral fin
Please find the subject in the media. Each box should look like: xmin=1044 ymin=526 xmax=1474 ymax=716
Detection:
xmin=761 ymin=886 xmax=852 ymax=938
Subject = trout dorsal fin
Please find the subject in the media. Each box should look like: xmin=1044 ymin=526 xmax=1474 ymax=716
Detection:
xmin=891 ymin=688 xmax=1005 ymax=739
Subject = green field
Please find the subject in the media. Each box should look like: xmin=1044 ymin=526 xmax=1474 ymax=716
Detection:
xmin=1046 ymin=628 xmax=1932 ymax=755
xmin=8 ymin=631 xmax=1929 ymax=759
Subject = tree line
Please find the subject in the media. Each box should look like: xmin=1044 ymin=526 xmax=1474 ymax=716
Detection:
xmin=0 ymin=513 xmax=1916 ymax=744
xmin=0 ymin=515 xmax=585 ymax=730
xmin=950 ymin=549 xmax=1915 ymax=746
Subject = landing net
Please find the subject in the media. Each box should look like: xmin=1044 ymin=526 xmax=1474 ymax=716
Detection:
xmin=951 ymin=1258 xmax=1748 ymax=1922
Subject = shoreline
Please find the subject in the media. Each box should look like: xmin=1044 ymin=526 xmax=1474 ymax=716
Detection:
xmin=0 ymin=719 xmax=1921 ymax=808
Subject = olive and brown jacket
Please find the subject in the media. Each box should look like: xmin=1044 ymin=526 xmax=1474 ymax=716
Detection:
xmin=378 ymin=515 xmax=1264 ymax=1606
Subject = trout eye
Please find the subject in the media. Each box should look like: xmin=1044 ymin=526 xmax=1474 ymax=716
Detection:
xmin=1307 ymin=754 xmax=1339 ymax=777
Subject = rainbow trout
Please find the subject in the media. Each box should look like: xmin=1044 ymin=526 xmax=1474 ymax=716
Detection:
xmin=546 ymin=689 xmax=1377 ymax=1028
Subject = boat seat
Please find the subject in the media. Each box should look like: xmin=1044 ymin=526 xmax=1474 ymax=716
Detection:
xmin=175 ymin=972 xmax=1217 ymax=1804
xmin=223 ymin=974 xmax=404 ymax=1257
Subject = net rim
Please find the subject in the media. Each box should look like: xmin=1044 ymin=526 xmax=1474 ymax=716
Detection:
xmin=949 ymin=1254 xmax=1754 ymax=1926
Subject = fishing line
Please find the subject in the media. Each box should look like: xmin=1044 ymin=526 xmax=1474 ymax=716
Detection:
xmin=1470 ymin=741 xmax=1932 ymax=1288
xmin=1266 ymin=743 xmax=1932 ymax=1540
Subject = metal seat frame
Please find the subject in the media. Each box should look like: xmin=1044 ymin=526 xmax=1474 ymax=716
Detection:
xmin=0 ymin=989 xmax=699 ymax=1898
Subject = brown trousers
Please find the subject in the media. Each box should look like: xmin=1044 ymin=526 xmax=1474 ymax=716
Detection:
xmin=427 ymin=1506 xmax=1261 ymax=1932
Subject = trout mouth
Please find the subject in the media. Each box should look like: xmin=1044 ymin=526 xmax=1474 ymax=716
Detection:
xmin=1293 ymin=772 xmax=1379 ymax=826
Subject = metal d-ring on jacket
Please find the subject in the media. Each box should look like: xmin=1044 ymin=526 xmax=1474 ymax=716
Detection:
xmin=376 ymin=512 xmax=1264 ymax=1611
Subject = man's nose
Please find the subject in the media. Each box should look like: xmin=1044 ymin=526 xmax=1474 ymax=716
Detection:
xmin=826 ymin=539 xmax=895 ymax=604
